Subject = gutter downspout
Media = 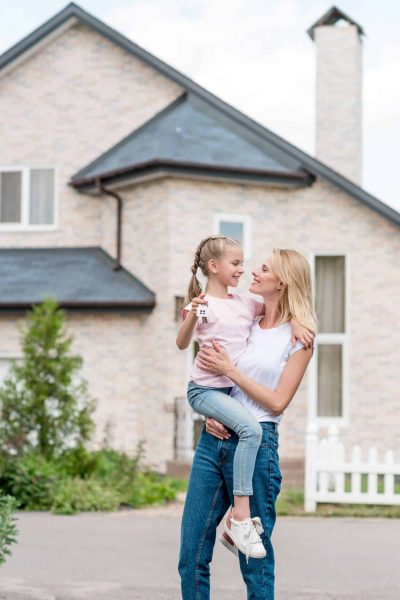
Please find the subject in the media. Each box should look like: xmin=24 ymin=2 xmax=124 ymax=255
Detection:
xmin=95 ymin=177 xmax=122 ymax=271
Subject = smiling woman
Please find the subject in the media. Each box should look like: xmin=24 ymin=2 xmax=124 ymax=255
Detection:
xmin=176 ymin=240 xmax=315 ymax=597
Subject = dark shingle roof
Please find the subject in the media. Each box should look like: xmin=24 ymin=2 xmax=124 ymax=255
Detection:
xmin=1 ymin=3 xmax=399 ymax=227
xmin=0 ymin=247 xmax=155 ymax=310
xmin=307 ymin=6 xmax=365 ymax=40
xmin=71 ymin=94 xmax=312 ymax=188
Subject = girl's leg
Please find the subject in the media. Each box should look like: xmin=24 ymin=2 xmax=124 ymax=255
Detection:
xmin=187 ymin=384 xmax=262 ymax=521
xmin=178 ymin=428 xmax=230 ymax=600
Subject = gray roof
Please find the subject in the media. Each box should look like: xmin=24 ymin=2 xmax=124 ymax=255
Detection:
xmin=71 ymin=94 xmax=312 ymax=188
xmin=0 ymin=247 xmax=155 ymax=310
xmin=307 ymin=6 xmax=365 ymax=40
xmin=1 ymin=3 xmax=399 ymax=228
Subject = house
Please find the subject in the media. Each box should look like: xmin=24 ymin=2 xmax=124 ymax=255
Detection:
xmin=0 ymin=4 xmax=399 ymax=484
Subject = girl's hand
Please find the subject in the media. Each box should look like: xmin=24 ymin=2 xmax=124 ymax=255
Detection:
xmin=290 ymin=319 xmax=315 ymax=349
xmin=196 ymin=340 xmax=234 ymax=375
xmin=205 ymin=417 xmax=231 ymax=440
xmin=190 ymin=293 xmax=207 ymax=317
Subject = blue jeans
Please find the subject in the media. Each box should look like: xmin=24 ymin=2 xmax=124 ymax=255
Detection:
xmin=178 ymin=422 xmax=282 ymax=600
xmin=187 ymin=382 xmax=262 ymax=496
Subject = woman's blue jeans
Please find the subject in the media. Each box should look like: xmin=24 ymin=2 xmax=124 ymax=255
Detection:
xmin=178 ymin=422 xmax=282 ymax=600
xmin=187 ymin=381 xmax=262 ymax=496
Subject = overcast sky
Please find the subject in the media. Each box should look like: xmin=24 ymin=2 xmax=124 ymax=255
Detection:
xmin=1 ymin=0 xmax=399 ymax=212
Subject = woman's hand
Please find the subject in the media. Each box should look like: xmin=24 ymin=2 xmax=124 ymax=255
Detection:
xmin=196 ymin=340 xmax=234 ymax=376
xmin=205 ymin=417 xmax=231 ymax=440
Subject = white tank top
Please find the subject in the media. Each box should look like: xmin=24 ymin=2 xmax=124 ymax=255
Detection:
xmin=230 ymin=318 xmax=304 ymax=423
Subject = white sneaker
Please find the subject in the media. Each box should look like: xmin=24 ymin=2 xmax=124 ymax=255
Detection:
xmin=219 ymin=533 xmax=239 ymax=557
xmin=223 ymin=516 xmax=266 ymax=562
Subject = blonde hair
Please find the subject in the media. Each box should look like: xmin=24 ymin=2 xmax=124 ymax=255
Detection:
xmin=186 ymin=235 xmax=241 ymax=302
xmin=270 ymin=248 xmax=317 ymax=331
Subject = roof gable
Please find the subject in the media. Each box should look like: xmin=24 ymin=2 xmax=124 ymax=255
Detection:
xmin=1 ymin=3 xmax=399 ymax=227
xmin=71 ymin=93 xmax=312 ymax=188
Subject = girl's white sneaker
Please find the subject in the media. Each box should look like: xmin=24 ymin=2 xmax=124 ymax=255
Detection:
xmin=219 ymin=533 xmax=239 ymax=557
xmin=223 ymin=516 xmax=266 ymax=562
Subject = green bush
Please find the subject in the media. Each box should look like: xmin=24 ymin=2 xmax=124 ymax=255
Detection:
xmin=52 ymin=478 xmax=120 ymax=515
xmin=0 ymin=445 xmax=186 ymax=514
xmin=0 ymin=494 xmax=19 ymax=565
xmin=58 ymin=446 xmax=100 ymax=479
xmin=91 ymin=448 xmax=139 ymax=483
xmin=123 ymin=470 xmax=186 ymax=508
xmin=0 ymin=452 xmax=62 ymax=510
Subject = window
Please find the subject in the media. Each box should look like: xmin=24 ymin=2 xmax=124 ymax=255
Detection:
xmin=175 ymin=296 xmax=185 ymax=322
xmin=311 ymin=255 xmax=348 ymax=423
xmin=0 ymin=167 xmax=55 ymax=227
xmin=214 ymin=213 xmax=251 ymax=257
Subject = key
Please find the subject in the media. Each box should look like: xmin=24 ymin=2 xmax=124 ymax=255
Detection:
xmin=196 ymin=305 xmax=209 ymax=323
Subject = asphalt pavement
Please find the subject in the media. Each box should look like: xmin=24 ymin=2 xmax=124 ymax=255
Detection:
xmin=1 ymin=503 xmax=399 ymax=600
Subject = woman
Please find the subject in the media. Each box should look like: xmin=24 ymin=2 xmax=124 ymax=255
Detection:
xmin=178 ymin=248 xmax=316 ymax=600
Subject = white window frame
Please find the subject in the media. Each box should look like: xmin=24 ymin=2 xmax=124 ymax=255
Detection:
xmin=0 ymin=165 xmax=58 ymax=231
xmin=214 ymin=212 xmax=252 ymax=258
xmin=308 ymin=253 xmax=350 ymax=428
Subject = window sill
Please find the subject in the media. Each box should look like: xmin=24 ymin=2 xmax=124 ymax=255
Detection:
xmin=0 ymin=225 xmax=58 ymax=232
xmin=315 ymin=417 xmax=349 ymax=428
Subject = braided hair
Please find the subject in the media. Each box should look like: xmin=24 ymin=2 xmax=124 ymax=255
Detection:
xmin=185 ymin=235 xmax=241 ymax=303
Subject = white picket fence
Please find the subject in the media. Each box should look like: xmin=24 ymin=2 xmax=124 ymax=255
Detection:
xmin=304 ymin=422 xmax=400 ymax=512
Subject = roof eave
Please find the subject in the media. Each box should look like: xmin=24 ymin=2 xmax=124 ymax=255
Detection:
xmin=0 ymin=299 xmax=155 ymax=311
xmin=70 ymin=160 xmax=315 ymax=191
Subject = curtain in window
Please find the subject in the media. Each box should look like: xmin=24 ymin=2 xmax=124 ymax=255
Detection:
xmin=317 ymin=344 xmax=342 ymax=417
xmin=0 ymin=172 xmax=21 ymax=223
xmin=315 ymin=256 xmax=345 ymax=333
xmin=30 ymin=169 xmax=54 ymax=225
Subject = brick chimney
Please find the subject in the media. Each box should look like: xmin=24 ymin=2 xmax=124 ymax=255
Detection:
xmin=308 ymin=6 xmax=364 ymax=184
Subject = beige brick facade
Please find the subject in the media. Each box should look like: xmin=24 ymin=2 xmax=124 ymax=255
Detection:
xmin=0 ymin=22 xmax=182 ymax=248
xmin=0 ymin=18 xmax=399 ymax=472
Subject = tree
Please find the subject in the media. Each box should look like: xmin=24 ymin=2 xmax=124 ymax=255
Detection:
xmin=0 ymin=299 xmax=95 ymax=459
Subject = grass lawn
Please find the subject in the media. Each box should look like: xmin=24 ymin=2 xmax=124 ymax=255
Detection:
xmin=277 ymin=488 xmax=400 ymax=518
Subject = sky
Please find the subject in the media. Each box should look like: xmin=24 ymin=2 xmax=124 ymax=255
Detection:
xmin=0 ymin=0 xmax=399 ymax=212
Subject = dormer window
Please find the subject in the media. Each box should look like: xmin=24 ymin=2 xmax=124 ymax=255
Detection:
xmin=0 ymin=167 xmax=55 ymax=228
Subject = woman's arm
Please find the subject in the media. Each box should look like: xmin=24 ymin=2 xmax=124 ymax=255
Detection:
xmin=196 ymin=341 xmax=313 ymax=416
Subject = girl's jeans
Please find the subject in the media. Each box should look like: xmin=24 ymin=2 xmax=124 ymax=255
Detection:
xmin=178 ymin=422 xmax=282 ymax=600
xmin=187 ymin=381 xmax=262 ymax=496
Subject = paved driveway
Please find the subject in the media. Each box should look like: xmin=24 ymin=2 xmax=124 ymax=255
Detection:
xmin=1 ymin=505 xmax=399 ymax=599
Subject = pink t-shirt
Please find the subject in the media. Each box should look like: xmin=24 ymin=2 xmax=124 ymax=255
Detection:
xmin=183 ymin=294 xmax=263 ymax=387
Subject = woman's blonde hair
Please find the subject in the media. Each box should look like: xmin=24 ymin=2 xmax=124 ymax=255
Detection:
xmin=186 ymin=235 xmax=241 ymax=303
xmin=270 ymin=248 xmax=317 ymax=331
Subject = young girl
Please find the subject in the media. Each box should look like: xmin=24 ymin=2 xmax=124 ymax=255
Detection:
xmin=176 ymin=235 xmax=312 ymax=560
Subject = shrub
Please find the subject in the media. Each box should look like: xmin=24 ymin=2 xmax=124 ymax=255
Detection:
xmin=0 ymin=452 xmax=62 ymax=510
xmin=123 ymin=470 xmax=186 ymax=508
xmin=0 ymin=494 xmax=19 ymax=565
xmin=58 ymin=446 xmax=100 ymax=479
xmin=51 ymin=478 xmax=120 ymax=515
